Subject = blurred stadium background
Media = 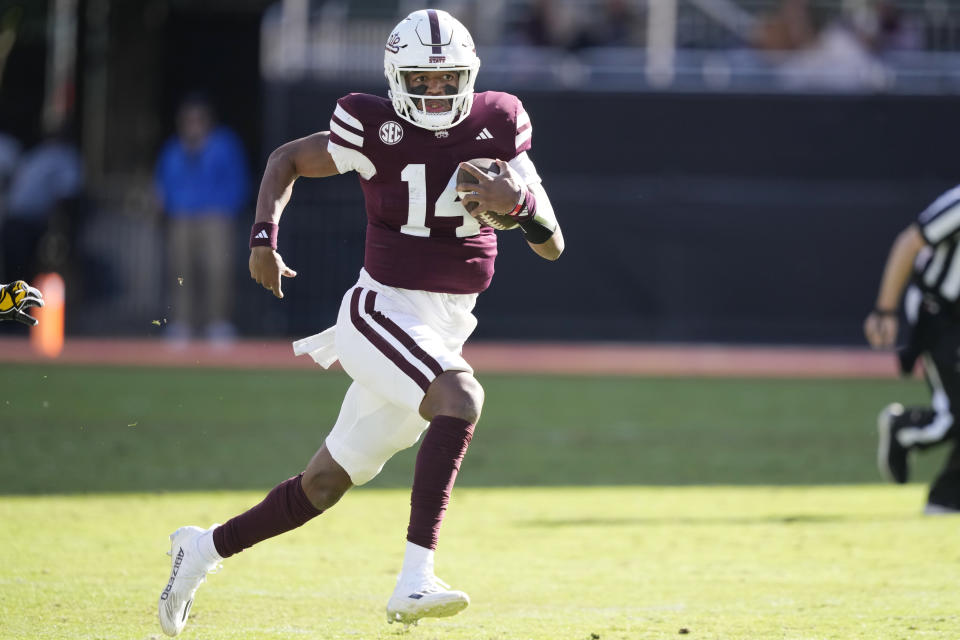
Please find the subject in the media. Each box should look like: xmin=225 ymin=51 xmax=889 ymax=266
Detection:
xmin=2 ymin=0 xmax=959 ymax=344
xmin=1 ymin=0 xmax=952 ymax=489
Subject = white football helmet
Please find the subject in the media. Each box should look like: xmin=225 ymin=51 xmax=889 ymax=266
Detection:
xmin=384 ymin=9 xmax=481 ymax=131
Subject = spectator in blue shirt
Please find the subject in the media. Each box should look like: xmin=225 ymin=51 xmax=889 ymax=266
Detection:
xmin=156 ymin=93 xmax=249 ymax=344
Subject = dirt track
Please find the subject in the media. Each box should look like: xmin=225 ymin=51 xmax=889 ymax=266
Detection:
xmin=0 ymin=337 xmax=899 ymax=378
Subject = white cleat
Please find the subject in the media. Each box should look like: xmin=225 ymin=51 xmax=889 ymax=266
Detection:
xmin=386 ymin=574 xmax=470 ymax=626
xmin=158 ymin=525 xmax=221 ymax=637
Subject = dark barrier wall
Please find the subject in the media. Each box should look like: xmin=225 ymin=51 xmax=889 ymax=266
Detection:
xmin=249 ymin=82 xmax=960 ymax=345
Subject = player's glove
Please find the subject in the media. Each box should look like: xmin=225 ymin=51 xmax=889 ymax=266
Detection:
xmin=0 ymin=280 xmax=44 ymax=326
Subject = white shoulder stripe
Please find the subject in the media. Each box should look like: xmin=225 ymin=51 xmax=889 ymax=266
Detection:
xmin=516 ymin=109 xmax=530 ymax=129
xmin=515 ymin=126 xmax=532 ymax=149
xmin=334 ymin=104 xmax=363 ymax=131
xmin=330 ymin=120 xmax=364 ymax=148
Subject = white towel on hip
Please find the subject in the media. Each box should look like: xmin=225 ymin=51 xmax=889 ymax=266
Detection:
xmin=292 ymin=326 xmax=338 ymax=369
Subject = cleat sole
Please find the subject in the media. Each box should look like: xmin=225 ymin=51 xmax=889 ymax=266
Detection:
xmin=387 ymin=598 xmax=468 ymax=624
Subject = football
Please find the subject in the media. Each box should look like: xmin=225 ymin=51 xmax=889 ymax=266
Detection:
xmin=457 ymin=158 xmax=519 ymax=231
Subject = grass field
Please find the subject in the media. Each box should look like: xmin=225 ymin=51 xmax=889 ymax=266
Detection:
xmin=1 ymin=364 xmax=956 ymax=639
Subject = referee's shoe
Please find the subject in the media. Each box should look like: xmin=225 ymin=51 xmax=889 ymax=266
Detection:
xmin=877 ymin=403 xmax=909 ymax=484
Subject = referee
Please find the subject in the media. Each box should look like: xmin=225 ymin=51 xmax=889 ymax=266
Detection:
xmin=865 ymin=184 xmax=960 ymax=514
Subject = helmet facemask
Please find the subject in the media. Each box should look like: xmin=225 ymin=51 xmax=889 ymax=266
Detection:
xmin=386 ymin=65 xmax=479 ymax=130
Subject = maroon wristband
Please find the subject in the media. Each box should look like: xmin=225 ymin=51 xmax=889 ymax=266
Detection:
xmin=507 ymin=188 xmax=526 ymax=217
xmin=249 ymin=222 xmax=279 ymax=250
xmin=506 ymin=187 xmax=536 ymax=219
xmin=521 ymin=188 xmax=537 ymax=218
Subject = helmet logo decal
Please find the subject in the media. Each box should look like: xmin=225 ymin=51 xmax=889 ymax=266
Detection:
xmin=386 ymin=32 xmax=404 ymax=54
xmin=429 ymin=56 xmax=446 ymax=63
xmin=379 ymin=121 xmax=404 ymax=145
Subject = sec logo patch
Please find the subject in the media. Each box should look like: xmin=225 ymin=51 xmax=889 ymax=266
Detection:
xmin=379 ymin=121 xmax=404 ymax=145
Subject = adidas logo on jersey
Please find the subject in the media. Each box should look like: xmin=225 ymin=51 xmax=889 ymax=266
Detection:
xmin=475 ymin=128 xmax=493 ymax=140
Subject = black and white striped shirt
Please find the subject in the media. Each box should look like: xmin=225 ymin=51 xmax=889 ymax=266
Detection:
xmin=916 ymin=184 xmax=960 ymax=303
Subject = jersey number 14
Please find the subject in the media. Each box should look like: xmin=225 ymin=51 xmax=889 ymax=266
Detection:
xmin=399 ymin=164 xmax=482 ymax=238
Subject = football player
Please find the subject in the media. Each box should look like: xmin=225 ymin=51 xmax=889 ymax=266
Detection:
xmin=866 ymin=183 xmax=960 ymax=514
xmin=158 ymin=8 xmax=564 ymax=636
xmin=0 ymin=280 xmax=43 ymax=326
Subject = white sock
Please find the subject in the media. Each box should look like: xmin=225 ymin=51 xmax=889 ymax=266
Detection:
xmin=399 ymin=541 xmax=434 ymax=583
xmin=195 ymin=525 xmax=224 ymax=565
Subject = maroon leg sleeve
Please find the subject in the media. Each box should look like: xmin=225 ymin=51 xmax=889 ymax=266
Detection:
xmin=407 ymin=416 xmax=475 ymax=550
xmin=213 ymin=473 xmax=322 ymax=558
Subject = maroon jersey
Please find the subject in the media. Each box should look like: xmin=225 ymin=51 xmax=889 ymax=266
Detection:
xmin=327 ymin=91 xmax=533 ymax=294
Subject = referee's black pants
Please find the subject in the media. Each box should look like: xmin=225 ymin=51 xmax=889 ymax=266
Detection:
xmin=902 ymin=311 xmax=960 ymax=509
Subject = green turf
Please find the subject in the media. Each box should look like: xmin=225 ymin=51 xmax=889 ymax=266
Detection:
xmin=1 ymin=364 xmax=955 ymax=638
xmin=0 ymin=364 xmax=946 ymax=493
xmin=1 ymin=486 xmax=956 ymax=639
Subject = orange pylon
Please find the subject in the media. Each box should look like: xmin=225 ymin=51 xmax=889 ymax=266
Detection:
xmin=30 ymin=272 xmax=65 ymax=358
